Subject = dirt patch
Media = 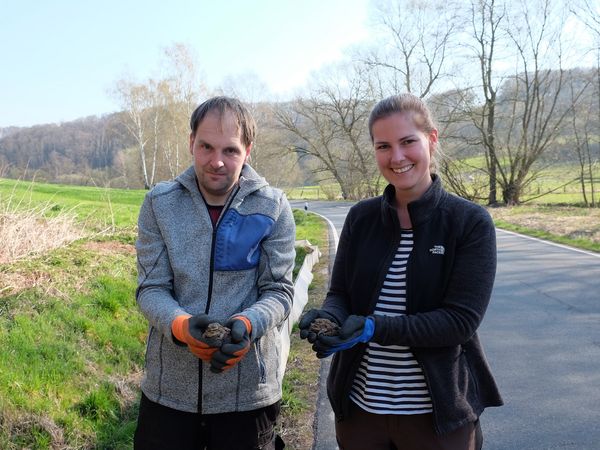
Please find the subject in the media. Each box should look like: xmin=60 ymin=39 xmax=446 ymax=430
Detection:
xmin=0 ymin=270 xmax=52 ymax=297
xmin=487 ymin=206 xmax=600 ymax=244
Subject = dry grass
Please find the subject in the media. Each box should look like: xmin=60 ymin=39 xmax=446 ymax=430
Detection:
xmin=1 ymin=412 xmax=66 ymax=450
xmin=487 ymin=205 xmax=600 ymax=244
xmin=0 ymin=205 xmax=83 ymax=264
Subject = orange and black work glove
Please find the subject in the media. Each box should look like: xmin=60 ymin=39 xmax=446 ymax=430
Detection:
xmin=171 ymin=313 xmax=219 ymax=361
xmin=210 ymin=316 xmax=252 ymax=373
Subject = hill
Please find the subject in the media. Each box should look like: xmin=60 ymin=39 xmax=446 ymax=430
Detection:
xmin=0 ymin=114 xmax=135 ymax=186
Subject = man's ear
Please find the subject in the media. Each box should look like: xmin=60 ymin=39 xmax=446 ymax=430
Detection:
xmin=244 ymin=142 xmax=253 ymax=163
xmin=189 ymin=132 xmax=195 ymax=155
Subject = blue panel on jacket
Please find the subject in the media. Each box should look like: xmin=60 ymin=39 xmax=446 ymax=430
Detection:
xmin=214 ymin=209 xmax=275 ymax=271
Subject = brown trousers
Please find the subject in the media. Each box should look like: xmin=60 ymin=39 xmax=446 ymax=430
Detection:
xmin=335 ymin=402 xmax=482 ymax=450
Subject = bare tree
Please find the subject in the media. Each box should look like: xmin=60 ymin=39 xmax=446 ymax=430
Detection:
xmin=249 ymin=102 xmax=303 ymax=189
xmin=461 ymin=0 xmax=507 ymax=204
xmin=362 ymin=0 xmax=459 ymax=98
xmin=569 ymin=72 xmax=598 ymax=206
xmin=454 ymin=0 xmax=585 ymax=205
xmin=428 ymin=89 xmax=491 ymax=201
xmin=493 ymin=0 xmax=583 ymax=205
xmin=571 ymin=0 xmax=600 ymax=206
xmin=112 ymin=80 xmax=155 ymax=189
xmin=160 ymin=44 xmax=206 ymax=179
xmin=274 ymin=64 xmax=379 ymax=200
xmin=112 ymin=43 xmax=205 ymax=188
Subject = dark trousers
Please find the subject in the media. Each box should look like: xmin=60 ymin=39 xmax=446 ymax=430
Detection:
xmin=335 ymin=401 xmax=483 ymax=450
xmin=134 ymin=393 xmax=284 ymax=450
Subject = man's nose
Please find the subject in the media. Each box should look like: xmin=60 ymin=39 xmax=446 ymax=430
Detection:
xmin=209 ymin=152 xmax=225 ymax=168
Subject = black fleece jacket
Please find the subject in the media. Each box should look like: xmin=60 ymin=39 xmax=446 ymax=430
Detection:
xmin=323 ymin=175 xmax=503 ymax=435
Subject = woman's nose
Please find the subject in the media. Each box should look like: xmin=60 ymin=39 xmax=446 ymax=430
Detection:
xmin=390 ymin=146 xmax=405 ymax=163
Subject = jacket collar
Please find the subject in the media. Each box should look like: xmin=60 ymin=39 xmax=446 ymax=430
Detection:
xmin=238 ymin=164 xmax=269 ymax=197
xmin=381 ymin=174 xmax=446 ymax=229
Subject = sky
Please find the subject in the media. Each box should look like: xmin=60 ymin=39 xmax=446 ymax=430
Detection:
xmin=0 ymin=0 xmax=371 ymax=128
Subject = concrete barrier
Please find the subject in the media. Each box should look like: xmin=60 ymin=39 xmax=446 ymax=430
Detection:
xmin=279 ymin=240 xmax=321 ymax=380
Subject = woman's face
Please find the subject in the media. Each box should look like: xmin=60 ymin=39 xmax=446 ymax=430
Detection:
xmin=372 ymin=112 xmax=438 ymax=203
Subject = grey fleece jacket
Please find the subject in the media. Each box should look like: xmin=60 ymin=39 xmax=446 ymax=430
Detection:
xmin=136 ymin=164 xmax=296 ymax=414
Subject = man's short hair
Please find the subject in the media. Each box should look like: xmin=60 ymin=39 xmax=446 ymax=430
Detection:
xmin=190 ymin=96 xmax=256 ymax=147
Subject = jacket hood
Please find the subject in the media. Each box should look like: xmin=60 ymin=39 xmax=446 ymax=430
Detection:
xmin=381 ymin=174 xmax=446 ymax=229
xmin=175 ymin=164 xmax=269 ymax=201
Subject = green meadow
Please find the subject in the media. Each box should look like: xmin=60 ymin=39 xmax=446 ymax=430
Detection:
xmin=0 ymin=178 xmax=146 ymax=230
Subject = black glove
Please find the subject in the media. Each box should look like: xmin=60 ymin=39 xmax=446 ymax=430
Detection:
xmin=210 ymin=316 xmax=252 ymax=373
xmin=298 ymin=309 xmax=339 ymax=343
xmin=312 ymin=315 xmax=375 ymax=358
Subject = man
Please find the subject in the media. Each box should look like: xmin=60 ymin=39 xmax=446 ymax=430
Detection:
xmin=134 ymin=96 xmax=295 ymax=449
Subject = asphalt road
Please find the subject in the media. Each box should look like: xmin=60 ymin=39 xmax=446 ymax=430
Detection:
xmin=290 ymin=199 xmax=600 ymax=450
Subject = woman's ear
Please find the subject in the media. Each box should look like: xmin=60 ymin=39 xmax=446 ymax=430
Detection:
xmin=428 ymin=129 xmax=439 ymax=154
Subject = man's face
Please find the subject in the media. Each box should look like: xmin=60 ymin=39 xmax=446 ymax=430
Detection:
xmin=189 ymin=111 xmax=252 ymax=205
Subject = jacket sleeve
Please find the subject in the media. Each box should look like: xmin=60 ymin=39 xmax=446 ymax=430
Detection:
xmin=372 ymin=209 xmax=497 ymax=347
xmin=321 ymin=208 xmax=355 ymax=324
xmin=136 ymin=192 xmax=188 ymax=342
xmin=240 ymin=193 xmax=296 ymax=340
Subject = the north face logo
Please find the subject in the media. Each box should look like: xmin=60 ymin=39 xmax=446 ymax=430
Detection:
xmin=429 ymin=245 xmax=445 ymax=255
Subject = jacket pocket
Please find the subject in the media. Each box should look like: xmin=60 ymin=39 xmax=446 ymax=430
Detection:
xmin=255 ymin=340 xmax=267 ymax=384
xmin=214 ymin=210 xmax=274 ymax=271
xmin=144 ymin=326 xmax=154 ymax=369
xmin=460 ymin=346 xmax=481 ymax=407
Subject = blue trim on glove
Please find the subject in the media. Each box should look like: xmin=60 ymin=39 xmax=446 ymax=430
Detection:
xmin=315 ymin=316 xmax=375 ymax=358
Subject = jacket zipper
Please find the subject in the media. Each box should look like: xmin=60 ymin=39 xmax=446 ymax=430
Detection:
xmin=204 ymin=185 xmax=239 ymax=314
xmin=197 ymin=185 xmax=240 ymax=412
xmin=343 ymin=225 xmax=403 ymax=417
xmin=406 ymin=226 xmax=441 ymax=435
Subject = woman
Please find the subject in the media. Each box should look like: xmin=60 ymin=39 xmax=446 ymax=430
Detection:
xmin=299 ymin=94 xmax=503 ymax=450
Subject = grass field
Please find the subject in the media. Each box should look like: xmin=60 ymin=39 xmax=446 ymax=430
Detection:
xmin=283 ymin=160 xmax=600 ymax=206
xmin=0 ymin=240 xmax=144 ymax=449
xmin=0 ymin=178 xmax=146 ymax=230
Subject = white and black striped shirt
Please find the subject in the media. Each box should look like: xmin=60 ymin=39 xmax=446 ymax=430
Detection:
xmin=350 ymin=230 xmax=433 ymax=415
